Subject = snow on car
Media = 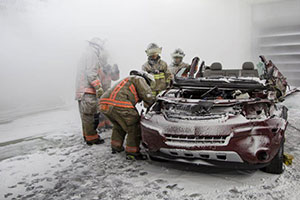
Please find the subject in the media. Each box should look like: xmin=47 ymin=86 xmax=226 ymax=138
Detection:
xmin=141 ymin=56 xmax=294 ymax=174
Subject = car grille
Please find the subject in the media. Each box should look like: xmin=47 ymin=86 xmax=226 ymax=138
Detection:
xmin=164 ymin=134 xmax=231 ymax=147
xmin=165 ymin=113 xmax=227 ymax=121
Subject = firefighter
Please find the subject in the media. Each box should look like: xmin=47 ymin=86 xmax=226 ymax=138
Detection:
xmin=142 ymin=43 xmax=171 ymax=96
xmin=97 ymin=63 xmax=120 ymax=131
xmin=75 ymin=37 xmax=105 ymax=145
xmin=169 ymin=48 xmax=190 ymax=76
xmin=99 ymin=64 xmax=120 ymax=91
xmin=99 ymin=70 xmax=155 ymax=160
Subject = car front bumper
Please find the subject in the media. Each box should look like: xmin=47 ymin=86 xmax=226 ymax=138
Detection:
xmin=141 ymin=114 xmax=287 ymax=167
xmin=147 ymin=149 xmax=270 ymax=169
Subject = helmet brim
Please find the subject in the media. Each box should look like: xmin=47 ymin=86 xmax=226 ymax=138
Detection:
xmin=145 ymin=47 xmax=162 ymax=56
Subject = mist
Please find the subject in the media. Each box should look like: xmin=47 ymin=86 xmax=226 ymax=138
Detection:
xmin=0 ymin=0 xmax=252 ymax=117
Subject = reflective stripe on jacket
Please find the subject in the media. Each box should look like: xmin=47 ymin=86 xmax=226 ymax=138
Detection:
xmin=153 ymin=73 xmax=166 ymax=80
xmin=142 ymin=59 xmax=171 ymax=93
xmin=100 ymin=75 xmax=154 ymax=112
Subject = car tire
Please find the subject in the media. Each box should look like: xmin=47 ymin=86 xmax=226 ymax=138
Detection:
xmin=262 ymin=143 xmax=284 ymax=174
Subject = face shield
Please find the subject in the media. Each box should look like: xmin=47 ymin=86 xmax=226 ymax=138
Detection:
xmin=173 ymin=57 xmax=183 ymax=65
xmin=171 ymin=48 xmax=185 ymax=64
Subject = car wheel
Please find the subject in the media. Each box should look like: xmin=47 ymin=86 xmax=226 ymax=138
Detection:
xmin=262 ymin=143 xmax=284 ymax=174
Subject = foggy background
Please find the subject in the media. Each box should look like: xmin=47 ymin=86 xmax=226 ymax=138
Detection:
xmin=0 ymin=0 xmax=299 ymax=121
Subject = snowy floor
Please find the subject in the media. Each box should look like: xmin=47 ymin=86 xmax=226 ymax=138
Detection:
xmin=0 ymin=94 xmax=300 ymax=200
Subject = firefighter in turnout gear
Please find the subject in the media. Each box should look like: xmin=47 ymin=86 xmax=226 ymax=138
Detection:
xmin=75 ymin=37 xmax=105 ymax=145
xmin=169 ymin=48 xmax=190 ymax=76
xmin=142 ymin=43 xmax=171 ymax=96
xmin=97 ymin=64 xmax=120 ymax=131
xmin=99 ymin=70 xmax=155 ymax=160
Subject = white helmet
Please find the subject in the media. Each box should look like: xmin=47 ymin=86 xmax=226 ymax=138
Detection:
xmin=145 ymin=43 xmax=162 ymax=56
xmin=171 ymin=48 xmax=185 ymax=58
xmin=130 ymin=70 xmax=156 ymax=88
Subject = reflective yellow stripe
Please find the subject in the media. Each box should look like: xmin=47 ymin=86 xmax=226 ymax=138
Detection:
xmin=153 ymin=73 xmax=165 ymax=79
xmin=153 ymin=74 xmax=160 ymax=79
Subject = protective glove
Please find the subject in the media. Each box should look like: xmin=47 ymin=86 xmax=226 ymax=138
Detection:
xmin=283 ymin=153 xmax=294 ymax=166
xmin=96 ymin=87 xmax=104 ymax=99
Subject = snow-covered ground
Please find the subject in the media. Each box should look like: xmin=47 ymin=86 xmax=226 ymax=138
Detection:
xmin=0 ymin=93 xmax=300 ymax=200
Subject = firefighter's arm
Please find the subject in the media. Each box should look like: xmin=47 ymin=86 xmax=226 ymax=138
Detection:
xmin=135 ymin=77 xmax=155 ymax=108
xmin=85 ymin=57 xmax=103 ymax=98
xmin=164 ymin=63 xmax=172 ymax=86
xmin=87 ymin=71 xmax=103 ymax=98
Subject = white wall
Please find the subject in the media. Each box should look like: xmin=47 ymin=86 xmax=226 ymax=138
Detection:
xmin=251 ymin=0 xmax=300 ymax=86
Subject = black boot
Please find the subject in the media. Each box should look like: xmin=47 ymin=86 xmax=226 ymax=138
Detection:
xmin=126 ymin=152 xmax=148 ymax=160
xmin=112 ymin=146 xmax=125 ymax=154
xmin=86 ymin=137 xmax=105 ymax=145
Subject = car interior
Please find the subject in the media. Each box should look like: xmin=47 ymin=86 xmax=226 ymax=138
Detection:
xmin=203 ymin=62 xmax=259 ymax=78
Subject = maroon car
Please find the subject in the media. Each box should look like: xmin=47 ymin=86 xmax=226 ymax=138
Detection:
xmin=141 ymin=56 xmax=290 ymax=174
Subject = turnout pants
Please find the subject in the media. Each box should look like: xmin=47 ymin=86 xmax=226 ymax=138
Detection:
xmin=78 ymin=94 xmax=99 ymax=142
xmin=102 ymin=106 xmax=141 ymax=153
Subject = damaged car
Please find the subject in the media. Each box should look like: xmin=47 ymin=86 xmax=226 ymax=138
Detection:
xmin=141 ymin=56 xmax=293 ymax=174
